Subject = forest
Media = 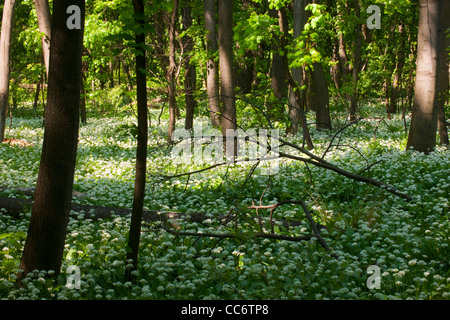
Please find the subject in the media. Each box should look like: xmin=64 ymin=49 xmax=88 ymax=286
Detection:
xmin=0 ymin=0 xmax=449 ymax=301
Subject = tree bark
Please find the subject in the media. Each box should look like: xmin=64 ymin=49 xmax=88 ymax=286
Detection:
xmin=287 ymin=0 xmax=307 ymax=136
xmin=406 ymin=0 xmax=440 ymax=153
xmin=204 ymin=0 xmax=221 ymax=128
xmin=387 ymin=25 xmax=406 ymax=118
xmin=279 ymin=6 xmax=314 ymax=150
xmin=437 ymin=0 xmax=449 ymax=146
xmin=311 ymin=62 xmax=332 ymax=130
xmin=19 ymin=0 xmax=85 ymax=279
xmin=0 ymin=0 xmax=16 ymax=143
xmin=126 ymin=0 xmax=148 ymax=281
xmin=167 ymin=0 xmax=180 ymax=142
xmin=218 ymin=0 xmax=237 ymax=157
xmin=269 ymin=8 xmax=288 ymax=104
xmin=182 ymin=0 xmax=197 ymax=130
xmin=349 ymin=0 xmax=362 ymax=122
xmin=34 ymin=0 xmax=52 ymax=76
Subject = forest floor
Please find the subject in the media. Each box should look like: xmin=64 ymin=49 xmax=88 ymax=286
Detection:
xmin=0 ymin=104 xmax=449 ymax=300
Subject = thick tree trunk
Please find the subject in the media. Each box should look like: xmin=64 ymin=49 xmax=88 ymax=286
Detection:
xmin=34 ymin=0 xmax=52 ymax=76
xmin=218 ymin=0 xmax=237 ymax=157
xmin=19 ymin=0 xmax=85 ymax=279
xmin=126 ymin=0 xmax=148 ymax=281
xmin=182 ymin=1 xmax=197 ymax=130
xmin=204 ymin=0 xmax=221 ymax=128
xmin=406 ymin=0 xmax=440 ymax=153
xmin=0 ymin=0 xmax=16 ymax=143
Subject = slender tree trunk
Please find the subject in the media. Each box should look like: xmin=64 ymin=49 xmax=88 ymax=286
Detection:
xmin=182 ymin=0 xmax=197 ymax=130
xmin=120 ymin=54 xmax=133 ymax=91
xmin=336 ymin=2 xmax=350 ymax=88
xmin=218 ymin=0 xmax=237 ymax=157
xmin=0 ymin=0 xmax=16 ymax=143
xmin=34 ymin=0 xmax=52 ymax=76
xmin=204 ymin=0 xmax=221 ymax=128
xmin=278 ymin=5 xmax=313 ymax=149
xmin=269 ymin=7 xmax=288 ymax=117
xmin=167 ymin=0 xmax=179 ymax=142
xmin=287 ymin=0 xmax=307 ymax=135
xmin=19 ymin=0 xmax=85 ymax=279
xmin=33 ymin=81 xmax=41 ymax=110
xmin=406 ymin=0 xmax=440 ymax=153
xmin=437 ymin=0 xmax=449 ymax=145
xmin=126 ymin=0 xmax=148 ymax=281
xmin=349 ymin=0 xmax=362 ymax=121
xmin=387 ymin=25 xmax=406 ymax=118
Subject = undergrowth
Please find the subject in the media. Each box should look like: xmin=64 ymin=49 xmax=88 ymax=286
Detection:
xmin=0 ymin=107 xmax=449 ymax=300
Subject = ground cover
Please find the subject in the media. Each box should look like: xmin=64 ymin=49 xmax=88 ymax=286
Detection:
xmin=0 ymin=108 xmax=449 ymax=300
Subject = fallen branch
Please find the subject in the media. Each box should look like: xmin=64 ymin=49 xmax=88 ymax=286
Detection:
xmin=165 ymin=198 xmax=339 ymax=260
xmin=164 ymin=228 xmax=314 ymax=243
xmin=0 ymin=196 xmax=305 ymax=229
xmin=156 ymin=126 xmax=413 ymax=202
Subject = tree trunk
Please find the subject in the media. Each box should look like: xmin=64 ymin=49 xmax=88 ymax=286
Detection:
xmin=19 ymin=0 xmax=85 ymax=279
xmin=34 ymin=0 xmax=52 ymax=76
xmin=80 ymin=79 xmax=87 ymax=124
xmin=182 ymin=1 xmax=197 ymax=130
xmin=406 ymin=0 xmax=440 ymax=153
xmin=167 ymin=0 xmax=180 ymax=142
xmin=311 ymin=62 xmax=332 ymax=130
xmin=387 ymin=25 xmax=406 ymax=118
xmin=218 ymin=0 xmax=237 ymax=157
xmin=204 ymin=0 xmax=221 ymax=128
xmin=126 ymin=0 xmax=148 ymax=281
xmin=349 ymin=0 xmax=362 ymax=121
xmin=287 ymin=0 xmax=307 ymax=136
xmin=80 ymin=58 xmax=88 ymax=124
xmin=0 ymin=0 xmax=16 ymax=143
xmin=278 ymin=6 xmax=313 ymax=150
xmin=269 ymin=7 xmax=288 ymax=117
xmin=33 ymin=82 xmax=41 ymax=110
xmin=437 ymin=0 xmax=449 ymax=146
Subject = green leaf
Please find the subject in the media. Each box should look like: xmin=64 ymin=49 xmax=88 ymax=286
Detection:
xmin=0 ymin=233 xmax=12 ymax=240
xmin=66 ymin=248 xmax=76 ymax=260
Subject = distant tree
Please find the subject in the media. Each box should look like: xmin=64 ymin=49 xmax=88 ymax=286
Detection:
xmin=310 ymin=62 xmax=332 ymax=130
xmin=19 ymin=0 xmax=85 ymax=279
xmin=34 ymin=0 xmax=52 ymax=76
xmin=218 ymin=0 xmax=237 ymax=157
xmin=0 ymin=0 xmax=16 ymax=143
xmin=406 ymin=0 xmax=442 ymax=153
xmin=182 ymin=0 xmax=198 ymax=130
xmin=269 ymin=7 xmax=288 ymax=109
xmin=349 ymin=0 xmax=362 ymax=122
xmin=287 ymin=0 xmax=307 ymax=136
xmin=167 ymin=0 xmax=180 ymax=142
xmin=204 ymin=0 xmax=221 ymax=128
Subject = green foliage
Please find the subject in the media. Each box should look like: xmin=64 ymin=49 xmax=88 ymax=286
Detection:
xmin=2 ymin=0 xmax=448 ymax=301
xmin=234 ymin=12 xmax=274 ymax=53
